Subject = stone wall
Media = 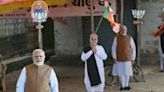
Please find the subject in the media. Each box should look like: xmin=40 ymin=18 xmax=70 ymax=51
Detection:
xmin=140 ymin=0 xmax=163 ymax=65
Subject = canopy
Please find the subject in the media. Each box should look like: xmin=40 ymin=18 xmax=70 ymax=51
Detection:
xmin=0 ymin=0 xmax=68 ymax=14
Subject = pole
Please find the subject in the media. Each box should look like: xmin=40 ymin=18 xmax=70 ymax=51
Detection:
xmin=95 ymin=16 xmax=103 ymax=33
xmin=120 ymin=0 xmax=124 ymax=24
xmin=36 ymin=22 xmax=43 ymax=49
xmin=137 ymin=24 xmax=141 ymax=66
xmin=90 ymin=0 xmax=94 ymax=33
xmin=137 ymin=0 xmax=141 ymax=66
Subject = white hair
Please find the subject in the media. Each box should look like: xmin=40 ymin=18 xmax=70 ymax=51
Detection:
xmin=32 ymin=49 xmax=45 ymax=66
xmin=32 ymin=49 xmax=45 ymax=57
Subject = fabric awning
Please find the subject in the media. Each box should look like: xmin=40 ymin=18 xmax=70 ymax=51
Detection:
xmin=0 ymin=0 xmax=68 ymax=14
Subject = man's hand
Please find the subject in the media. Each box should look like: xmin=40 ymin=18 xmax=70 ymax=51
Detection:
xmin=91 ymin=47 xmax=97 ymax=53
xmin=90 ymin=44 xmax=97 ymax=53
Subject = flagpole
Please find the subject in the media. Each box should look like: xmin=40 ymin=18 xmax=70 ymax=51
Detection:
xmin=90 ymin=0 xmax=94 ymax=33
xmin=95 ymin=16 xmax=103 ymax=33
xmin=120 ymin=0 xmax=124 ymax=24
xmin=95 ymin=0 xmax=109 ymax=33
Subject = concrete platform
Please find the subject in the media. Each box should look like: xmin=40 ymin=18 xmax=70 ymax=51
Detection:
xmin=5 ymin=64 xmax=163 ymax=92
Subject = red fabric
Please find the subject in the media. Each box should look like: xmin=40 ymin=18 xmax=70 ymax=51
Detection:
xmin=107 ymin=10 xmax=120 ymax=33
xmin=108 ymin=11 xmax=116 ymax=27
xmin=153 ymin=24 xmax=164 ymax=37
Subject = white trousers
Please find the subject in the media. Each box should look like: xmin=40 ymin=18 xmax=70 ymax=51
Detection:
xmin=114 ymin=61 xmax=132 ymax=88
xmin=84 ymin=74 xmax=104 ymax=92
xmin=85 ymin=84 xmax=104 ymax=92
xmin=119 ymin=75 xmax=130 ymax=87
xmin=160 ymin=55 xmax=164 ymax=70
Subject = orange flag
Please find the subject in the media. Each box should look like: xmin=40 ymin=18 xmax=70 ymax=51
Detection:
xmin=102 ymin=6 xmax=120 ymax=33
xmin=153 ymin=24 xmax=164 ymax=37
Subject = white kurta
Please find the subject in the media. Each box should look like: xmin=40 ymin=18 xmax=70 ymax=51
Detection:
xmin=16 ymin=66 xmax=59 ymax=92
xmin=81 ymin=45 xmax=107 ymax=92
xmin=111 ymin=37 xmax=136 ymax=76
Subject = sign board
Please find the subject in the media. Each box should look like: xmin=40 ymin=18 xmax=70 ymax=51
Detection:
xmin=0 ymin=0 xmax=116 ymax=19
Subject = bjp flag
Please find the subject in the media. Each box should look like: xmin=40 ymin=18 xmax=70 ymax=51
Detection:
xmin=102 ymin=6 xmax=120 ymax=33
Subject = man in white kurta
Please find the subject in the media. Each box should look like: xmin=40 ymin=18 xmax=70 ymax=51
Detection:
xmin=111 ymin=24 xmax=136 ymax=91
xmin=158 ymin=33 xmax=164 ymax=72
xmin=157 ymin=23 xmax=164 ymax=72
xmin=16 ymin=49 xmax=59 ymax=92
xmin=153 ymin=19 xmax=164 ymax=72
xmin=81 ymin=33 xmax=107 ymax=92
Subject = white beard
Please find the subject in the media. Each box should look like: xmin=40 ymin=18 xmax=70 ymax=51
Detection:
xmin=34 ymin=61 xmax=44 ymax=66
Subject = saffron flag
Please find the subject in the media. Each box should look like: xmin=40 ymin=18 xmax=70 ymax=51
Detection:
xmin=102 ymin=6 xmax=120 ymax=33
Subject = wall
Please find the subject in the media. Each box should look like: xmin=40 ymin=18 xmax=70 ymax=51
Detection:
xmin=140 ymin=0 xmax=164 ymax=64
xmin=141 ymin=1 xmax=164 ymax=53
xmin=53 ymin=17 xmax=83 ymax=55
xmin=0 ymin=19 xmax=30 ymax=59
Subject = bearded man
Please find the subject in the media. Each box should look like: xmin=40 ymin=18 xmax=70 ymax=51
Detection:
xmin=111 ymin=24 xmax=136 ymax=91
xmin=16 ymin=49 xmax=59 ymax=92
